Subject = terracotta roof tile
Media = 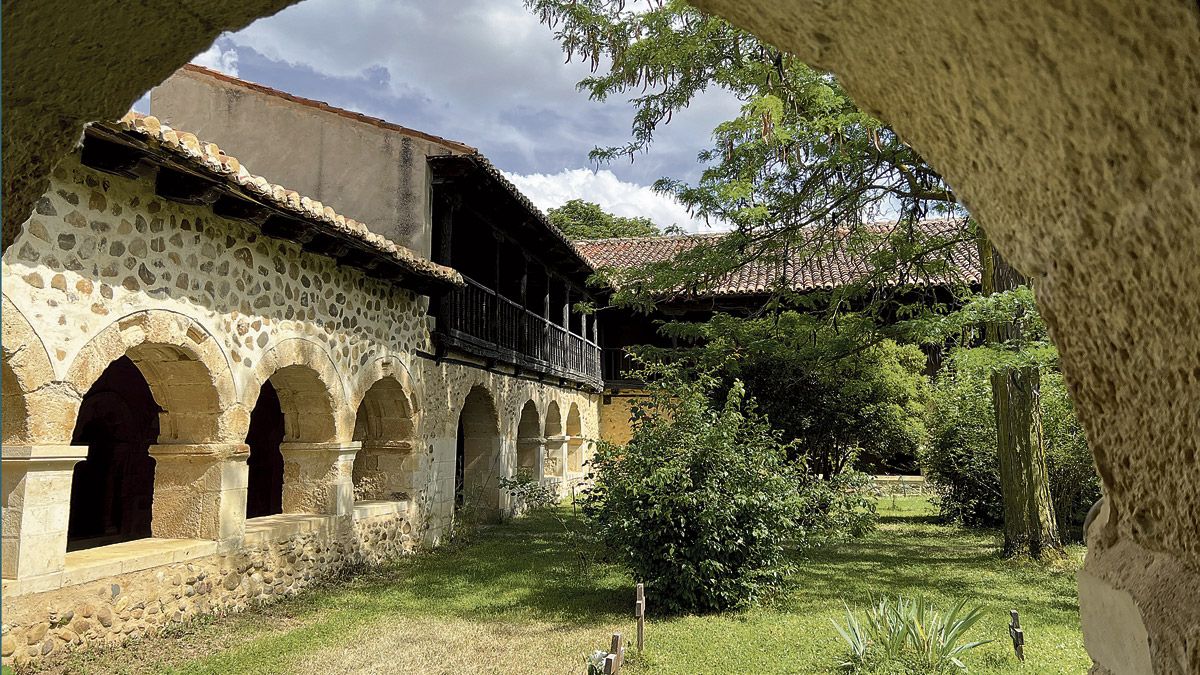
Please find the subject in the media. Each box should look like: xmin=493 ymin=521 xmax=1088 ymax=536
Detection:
xmin=574 ymin=220 xmax=980 ymax=296
xmin=103 ymin=113 xmax=462 ymax=289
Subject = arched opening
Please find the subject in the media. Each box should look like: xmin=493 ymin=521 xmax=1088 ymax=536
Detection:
xmin=352 ymin=377 xmax=417 ymax=501
xmin=247 ymin=364 xmax=338 ymax=517
xmin=1 ymin=357 xmax=28 ymax=445
xmin=515 ymin=400 xmax=541 ymax=477
xmin=543 ymin=401 xmax=564 ymax=479
xmin=67 ymin=356 xmax=159 ymax=550
xmin=245 ymin=380 xmax=285 ymax=518
xmin=566 ymin=403 xmax=584 ymax=474
xmin=454 ymin=386 xmax=502 ymax=521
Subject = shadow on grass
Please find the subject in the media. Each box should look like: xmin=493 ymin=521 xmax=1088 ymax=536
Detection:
xmin=273 ymin=509 xmax=630 ymax=629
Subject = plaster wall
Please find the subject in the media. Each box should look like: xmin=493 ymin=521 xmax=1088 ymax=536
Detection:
xmin=149 ymin=68 xmax=458 ymax=257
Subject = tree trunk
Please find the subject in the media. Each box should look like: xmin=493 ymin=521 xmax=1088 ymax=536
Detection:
xmin=977 ymin=228 xmax=1063 ymax=559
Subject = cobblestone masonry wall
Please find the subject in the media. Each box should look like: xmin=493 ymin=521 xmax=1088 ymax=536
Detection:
xmin=0 ymin=511 xmax=412 ymax=667
xmin=1 ymin=155 xmax=600 ymax=666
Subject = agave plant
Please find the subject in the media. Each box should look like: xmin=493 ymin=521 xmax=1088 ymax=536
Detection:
xmin=832 ymin=595 xmax=993 ymax=673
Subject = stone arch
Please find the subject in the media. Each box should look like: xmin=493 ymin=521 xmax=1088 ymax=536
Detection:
xmin=64 ymin=310 xmax=239 ymax=444
xmin=249 ymin=339 xmax=353 ymax=516
xmin=545 ymin=400 xmax=563 ymax=437
xmin=566 ymin=402 xmax=585 ymax=474
xmin=455 ymin=385 xmax=502 ymax=521
xmin=515 ymin=400 xmax=542 ymax=476
xmin=351 ymin=375 xmax=419 ymax=501
xmin=2 ymin=295 xmax=69 ymax=444
xmin=542 ymin=400 xmax=565 ymax=479
xmin=252 ymin=338 xmax=347 ymax=444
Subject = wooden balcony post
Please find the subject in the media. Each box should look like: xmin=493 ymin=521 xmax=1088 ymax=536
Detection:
xmin=562 ymin=280 xmax=571 ymax=329
xmin=520 ymin=255 xmax=529 ymax=354
xmin=492 ymin=231 xmax=502 ymax=344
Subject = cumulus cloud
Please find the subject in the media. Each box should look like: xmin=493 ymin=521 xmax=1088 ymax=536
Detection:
xmin=505 ymin=168 xmax=728 ymax=234
xmin=190 ymin=43 xmax=240 ymax=77
xmin=215 ymin=0 xmax=739 ymax=183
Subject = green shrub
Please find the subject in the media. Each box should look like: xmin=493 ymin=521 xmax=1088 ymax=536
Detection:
xmin=833 ymin=596 xmax=992 ymax=673
xmin=922 ymin=361 xmax=1099 ymax=539
xmin=582 ymin=367 xmax=805 ymax=612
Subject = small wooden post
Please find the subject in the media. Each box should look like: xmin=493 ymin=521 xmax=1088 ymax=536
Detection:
xmin=635 ymin=583 xmax=646 ymax=653
xmin=594 ymin=632 xmax=625 ymax=674
xmin=1009 ymin=609 xmax=1025 ymax=661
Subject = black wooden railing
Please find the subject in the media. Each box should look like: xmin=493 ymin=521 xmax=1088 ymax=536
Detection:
xmin=602 ymin=348 xmax=639 ymax=383
xmin=440 ymin=276 xmax=601 ymax=386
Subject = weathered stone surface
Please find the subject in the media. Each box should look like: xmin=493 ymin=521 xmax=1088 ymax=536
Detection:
xmin=683 ymin=4 xmax=1200 ymax=672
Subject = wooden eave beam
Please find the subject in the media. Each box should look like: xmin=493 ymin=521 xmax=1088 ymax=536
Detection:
xmin=155 ymin=167 xmax=222 ymax=205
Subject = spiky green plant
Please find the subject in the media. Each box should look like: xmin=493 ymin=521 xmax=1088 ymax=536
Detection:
xmin=832 ymin=595 xmax=993 ymax=673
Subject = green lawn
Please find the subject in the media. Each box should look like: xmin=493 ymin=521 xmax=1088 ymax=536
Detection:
xmin=40 ymin=497 xmax=1089 ymax=674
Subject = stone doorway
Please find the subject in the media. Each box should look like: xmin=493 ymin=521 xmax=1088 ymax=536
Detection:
xmin=245 ymin=380 xmax=285 ymax=518
xmin=67 ymin=356 xmax=159 ymax=551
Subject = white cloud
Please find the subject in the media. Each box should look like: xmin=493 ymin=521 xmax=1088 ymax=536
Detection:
xmin=191 ymin=43 xmax=240 ymax=77
xmin=505 ymin=168 xmax=729 ymax=234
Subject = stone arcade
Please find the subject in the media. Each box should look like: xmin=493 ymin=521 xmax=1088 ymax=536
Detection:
xmin=3 ymin=2 xmax=1199 ymax=671
xmin=1 ymin=69 xmax=601 ymax=666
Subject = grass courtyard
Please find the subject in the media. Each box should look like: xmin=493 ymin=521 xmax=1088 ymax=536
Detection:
xmin=38 ymin=497 xmax=1089 ymax=674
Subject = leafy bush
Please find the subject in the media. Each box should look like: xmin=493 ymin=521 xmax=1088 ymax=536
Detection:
xmin=795 ymin=466 xmax=879 ymax=546
xmin=582 ymin=367 xmax=805 ymax=612
xmin=499 ymin=468 xmax=559 ymax=512
xmin=922 ymin=358 xmax=1099 ymax=539
xmin=647 ymin=312 xmax=930 ymax=477
xmin=833 ymin=596 xmax=992 ymax=673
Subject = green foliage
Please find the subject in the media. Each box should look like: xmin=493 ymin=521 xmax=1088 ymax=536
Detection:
xmin=582 ymin=365 xmax=806 ymax=612
xmin=642 ymin=311 xmax=929 ymax=475
xmin=498 ymin=468 xmax=559 ymax=512
xmin=528 ymin=0 xmax=972 ymax=318
xmin=922 ymin=354 xmax=1099 ymax=539
xmin=833 ymin=596 xmax=992 ymax=673
xmin=547 ymin=198 xmax=660 ymax=239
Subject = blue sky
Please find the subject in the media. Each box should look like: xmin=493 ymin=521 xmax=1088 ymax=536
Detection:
xmin=168 ymin=0 xmax=740 ymax=232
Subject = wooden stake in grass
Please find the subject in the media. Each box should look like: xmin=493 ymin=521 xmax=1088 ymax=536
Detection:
xmin=634 ymin=583 xmax=646 ymax=653
xmin=603 ymin=633 xmax=625 ymax=674
xmin=1009 ymin=610 xmax=1025 ymax=661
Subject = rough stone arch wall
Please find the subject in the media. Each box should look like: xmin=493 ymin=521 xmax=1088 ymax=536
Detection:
xmin=687 ymin=3 xmax=1200 ymax=672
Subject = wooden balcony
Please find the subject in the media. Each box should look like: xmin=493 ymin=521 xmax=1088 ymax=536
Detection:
xmin=436 ymin=276 xmax=602 ymax=389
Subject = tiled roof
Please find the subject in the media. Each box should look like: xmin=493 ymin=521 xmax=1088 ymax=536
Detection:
xmin=102 ymin=113 xmax=462 ymax=289
xmin=574 ymin=220 xmax=980 ymax=297
xmin=180 ymin=65 xmax=477 ymax=155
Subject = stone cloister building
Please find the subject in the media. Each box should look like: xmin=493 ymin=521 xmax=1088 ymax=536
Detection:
xmin=1 ymin=67 xmax=601 ymax=665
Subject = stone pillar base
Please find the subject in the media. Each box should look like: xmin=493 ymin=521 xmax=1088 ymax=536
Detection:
xmin=280 ymin=442 xmax=360 ymax=516
xmin=2 ymin=444 xmax=88 ymax=579
xmin=148 ymin=443 xmax=248 ymax=546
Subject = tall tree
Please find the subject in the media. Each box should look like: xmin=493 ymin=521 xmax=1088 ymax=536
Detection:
xmin=547 ymin=198 xmax=660 ymax=239
xmin=978 ymin=232 xmax=1063 ymax=558
xmin=528 ymin=0 xmax=1062 ymax=556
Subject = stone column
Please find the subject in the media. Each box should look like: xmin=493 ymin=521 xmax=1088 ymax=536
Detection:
xmin=280 ymin=441 xmax=361 ymax=516
xmin=1 ymin=444 xmax=88 ymax=579
xmin=148 ymin=443 xmax=249 ymax=547
xmin=354 ymin=440 xmax=415 ymax=502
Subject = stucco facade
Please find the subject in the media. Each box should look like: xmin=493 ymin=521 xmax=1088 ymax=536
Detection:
xmin=1 ymin=150 xmax=599 ymax=666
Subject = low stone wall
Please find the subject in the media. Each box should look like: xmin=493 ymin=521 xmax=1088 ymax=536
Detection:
xmin=871 ymin=475 xmax=930 ymax=496
xmin=0 ymin=503 xmax=415 ymax=669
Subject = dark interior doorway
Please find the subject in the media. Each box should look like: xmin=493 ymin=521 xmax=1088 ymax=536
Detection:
xmin=246 ymin=380 xmax=285 ymax=518
xmin=68 ymin=356 xmax=159 ymax=551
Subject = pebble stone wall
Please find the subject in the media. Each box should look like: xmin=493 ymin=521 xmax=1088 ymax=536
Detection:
xmin=1 ymin=153 xmax=600 ymax=667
